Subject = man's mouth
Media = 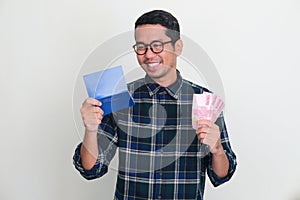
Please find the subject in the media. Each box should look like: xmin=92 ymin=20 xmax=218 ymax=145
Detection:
xmin=145 ymin=62 xmax=161 ymax=71
xmin=147 ymin=62 xmax=160 ymax=67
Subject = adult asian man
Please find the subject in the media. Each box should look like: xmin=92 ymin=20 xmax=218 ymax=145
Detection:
xmin=73 ymin=9 xmax=237 ymax=200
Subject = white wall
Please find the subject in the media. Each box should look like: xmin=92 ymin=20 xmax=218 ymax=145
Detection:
xmin=1 ymin=0 xmax=300 ymax=199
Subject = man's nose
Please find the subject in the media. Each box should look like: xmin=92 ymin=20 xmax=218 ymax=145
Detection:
xmin=144 ymin=47 xmax=157 ymax=58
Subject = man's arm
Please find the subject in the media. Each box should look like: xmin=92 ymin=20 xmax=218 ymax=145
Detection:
xmin=79 ymin=98 xmax=103 ymax=170
xmin=80 ymin=130 xmax=99 ymax=170
xmin=196 ymin=120 xmax=230 ymax=178
xmin=210 ymin=139 xmax=230 ymax=178
xmin=73 ymin=98 xmax=119 ymax=180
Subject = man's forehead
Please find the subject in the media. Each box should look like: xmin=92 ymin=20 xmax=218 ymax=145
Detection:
xmin=134 ymin=24 xmax=168 ymax=41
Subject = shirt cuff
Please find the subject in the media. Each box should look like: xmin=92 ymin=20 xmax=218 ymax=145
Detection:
xmin=73 ymin=143 xmax=108 ymax=180
xmin=207 ymin=150 xmax=237 ymax=187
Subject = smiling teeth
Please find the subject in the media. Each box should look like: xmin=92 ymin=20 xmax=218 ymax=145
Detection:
xmin=148 ymin=63 xmax=159 ymax=67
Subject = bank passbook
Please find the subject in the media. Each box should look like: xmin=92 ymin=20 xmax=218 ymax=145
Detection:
xmin=83 ymin=65 xmax=135 ymax=116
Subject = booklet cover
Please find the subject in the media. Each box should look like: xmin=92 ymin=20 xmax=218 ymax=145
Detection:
xmin=83 ymin=65 xmax=135 ymax=116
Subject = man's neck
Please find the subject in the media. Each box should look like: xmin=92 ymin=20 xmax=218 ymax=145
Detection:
xmin=152 ymin=70 xmax=177 ymax=88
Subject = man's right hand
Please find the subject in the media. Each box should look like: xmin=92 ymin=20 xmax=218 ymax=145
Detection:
xmin=80 ymin=98 xmax=104 ymax=132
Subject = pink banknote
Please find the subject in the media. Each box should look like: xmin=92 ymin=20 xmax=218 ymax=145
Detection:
xmin=192 ymin=92 xmax=224 ymax=129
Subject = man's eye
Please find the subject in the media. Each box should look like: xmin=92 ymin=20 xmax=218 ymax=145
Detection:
xmin=152 ymin=43 xmax=162 ymax=48
xmin=136 ymin=45 xmax=146 ymax=49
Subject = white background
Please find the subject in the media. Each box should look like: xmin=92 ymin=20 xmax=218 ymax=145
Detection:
xmin=1 ymin=0 xmax=300 ymax=200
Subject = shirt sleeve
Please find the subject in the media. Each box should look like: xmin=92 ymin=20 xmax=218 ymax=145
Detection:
xmin=73 ymin=114 xmax=118 ymax=180
xmin=206 ymin=113 xmax=237 ymax=187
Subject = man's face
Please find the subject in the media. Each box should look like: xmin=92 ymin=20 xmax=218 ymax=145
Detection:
xmin=134 ymin=24 xmax=182 ymax=84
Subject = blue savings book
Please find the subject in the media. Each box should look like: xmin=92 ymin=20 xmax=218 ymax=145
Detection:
xmin=83 ymin=65 xmax=135 ymax=116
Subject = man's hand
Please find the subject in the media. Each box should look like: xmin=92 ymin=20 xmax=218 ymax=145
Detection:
xmin=80 ymin=98 xmax=104 ymax=133
xmin=195 ymin=120 xmax=223 ymax=155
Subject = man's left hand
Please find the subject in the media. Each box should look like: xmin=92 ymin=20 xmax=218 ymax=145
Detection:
xmin=195 ymin=120 xmax=224 ymax=155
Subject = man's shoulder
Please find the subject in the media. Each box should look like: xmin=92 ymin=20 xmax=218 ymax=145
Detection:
xmin=126 ymin=77 xmax=147 ymax=92
xmin=127 ymin=77 xmax=145 ymax=86
xmin=182 ymin=79 xmax=211 ymax=94
xmin=127 ymin=78 xmax=145 ymax=87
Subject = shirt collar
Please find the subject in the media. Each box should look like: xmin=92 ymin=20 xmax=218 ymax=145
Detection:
xmin=144 ymin=70 xmax=183 ymax=99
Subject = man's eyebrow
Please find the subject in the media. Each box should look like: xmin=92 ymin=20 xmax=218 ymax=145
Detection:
xmin=135 ymin=39 xmax=163 ymax=44
xmin=135 ymin=41 xmax=145 ymax=44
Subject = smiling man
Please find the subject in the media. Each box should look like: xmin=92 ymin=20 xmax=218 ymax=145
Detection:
xmin=73 ymin=10 xmax=237 ymax=200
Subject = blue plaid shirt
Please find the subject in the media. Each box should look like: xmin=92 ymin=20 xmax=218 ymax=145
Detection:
xmin=73 ymin=71 xmax=237 ymax=200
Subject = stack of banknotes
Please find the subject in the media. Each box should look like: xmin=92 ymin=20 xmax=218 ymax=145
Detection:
xmin=192 ymin=92 xmax=224 ymax=129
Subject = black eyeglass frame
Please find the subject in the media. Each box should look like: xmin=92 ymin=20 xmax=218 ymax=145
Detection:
xmin=132 ymin=40 xmax=173 ymax=55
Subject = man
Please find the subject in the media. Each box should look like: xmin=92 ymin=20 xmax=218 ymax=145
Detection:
xmin=73 ymin=10 xmax=237 ymax=200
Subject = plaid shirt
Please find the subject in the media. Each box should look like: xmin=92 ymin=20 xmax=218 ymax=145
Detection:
xmin=73 ymin=71 xmax=237 ymax=200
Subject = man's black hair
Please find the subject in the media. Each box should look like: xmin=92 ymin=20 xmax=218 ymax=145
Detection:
xmin=135 ymin=10 xmax=180 ymax=44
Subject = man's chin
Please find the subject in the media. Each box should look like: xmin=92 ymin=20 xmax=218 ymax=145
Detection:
xmin=146 ymin=71 xmax=164 ymax=79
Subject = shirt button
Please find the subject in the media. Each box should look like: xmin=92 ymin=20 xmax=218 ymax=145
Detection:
xmin=158 ymin=195 xmax=162 ymax=199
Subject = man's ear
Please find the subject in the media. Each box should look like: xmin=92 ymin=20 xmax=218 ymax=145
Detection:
xmin=175 ymin=39 xmax=183 ymax=56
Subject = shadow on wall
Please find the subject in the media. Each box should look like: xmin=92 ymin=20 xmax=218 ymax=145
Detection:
xmin=292 ymin=194 xmax=300 ymax=200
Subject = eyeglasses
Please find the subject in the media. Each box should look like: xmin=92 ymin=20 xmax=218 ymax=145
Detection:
xmin=132 ymin=40 xmax=173 ymax=55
